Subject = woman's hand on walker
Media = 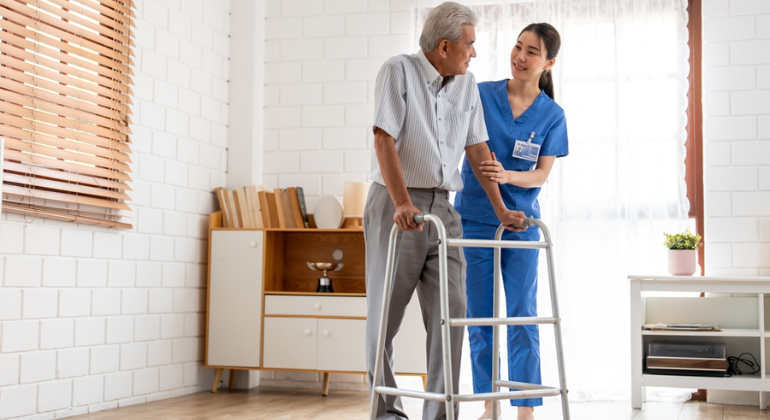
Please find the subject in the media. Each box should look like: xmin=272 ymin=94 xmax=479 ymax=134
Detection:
xmin=495 ymin=209 xmax=527 ymax=232
xmin=480 ymin=152 xmax=511 ymax=184
xmin=393 ymin=203 xmax=424 ymax=232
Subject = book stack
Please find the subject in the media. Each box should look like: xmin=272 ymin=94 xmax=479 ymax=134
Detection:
xmin=215 ymin=186 xmax=310 ymax=229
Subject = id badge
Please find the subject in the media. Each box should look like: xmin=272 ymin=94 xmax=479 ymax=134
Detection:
xmin=512 ymin=132 xmax=540 ymax=162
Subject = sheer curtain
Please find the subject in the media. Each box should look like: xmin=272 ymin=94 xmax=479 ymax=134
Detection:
xmin=414 ymin=0 xmax=692 ymax=401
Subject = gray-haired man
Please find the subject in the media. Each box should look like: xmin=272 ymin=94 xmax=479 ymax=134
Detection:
xmin=365 ymin=2 xmax=527 ymax=419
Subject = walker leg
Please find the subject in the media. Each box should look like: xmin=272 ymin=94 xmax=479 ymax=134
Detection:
xmin=437 ymin=224 xmax=455 ymax=420
xmin=491 ymin=225 xmax=505 ymax=420
xmin=369 ymin=226 xmax=401 ymax=420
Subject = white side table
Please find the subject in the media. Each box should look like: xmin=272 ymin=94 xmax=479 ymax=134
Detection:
xmin=630 ymin=275 xmax=770 ymax=409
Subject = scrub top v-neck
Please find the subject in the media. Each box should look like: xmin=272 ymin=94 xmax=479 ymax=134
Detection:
xmin=455 ymin=79 xmax=569 ymax=223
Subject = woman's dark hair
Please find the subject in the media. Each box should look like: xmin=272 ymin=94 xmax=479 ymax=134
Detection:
xmin=518 ymin=23 xmax=561 ymax=99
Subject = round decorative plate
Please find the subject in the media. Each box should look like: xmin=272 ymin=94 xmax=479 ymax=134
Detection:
xmin=313 ymin=195 xmax=344 ymax=229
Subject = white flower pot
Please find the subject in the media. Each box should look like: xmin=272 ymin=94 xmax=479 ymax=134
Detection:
xmin=668 ymin=249 xmax=697 ymax=276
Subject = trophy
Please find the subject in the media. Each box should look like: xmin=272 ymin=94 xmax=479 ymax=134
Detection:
xmin=307 ymin=262 xmax=344 ymax=293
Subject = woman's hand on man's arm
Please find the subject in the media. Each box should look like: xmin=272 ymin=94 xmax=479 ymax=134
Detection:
xmin=479 ymin=154 xmax=557 ymax=189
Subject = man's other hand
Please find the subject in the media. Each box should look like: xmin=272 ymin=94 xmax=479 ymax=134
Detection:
xmin=394 ymin=203 xmax=424 ymax=232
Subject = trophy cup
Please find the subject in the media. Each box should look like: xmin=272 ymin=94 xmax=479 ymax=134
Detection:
xmin=307 ymin=262 xmax=344 ymax=293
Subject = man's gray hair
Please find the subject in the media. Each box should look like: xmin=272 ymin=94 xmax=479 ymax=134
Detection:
xmin=419 ymin=2 xmax=478 ymax=52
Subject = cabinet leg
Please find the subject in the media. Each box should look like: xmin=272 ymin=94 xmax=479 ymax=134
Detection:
xmin=229 ymin=369 xmax=237 ymax=389
xmin=211 ymin=368 xmax=223 ymax=393
xmin=421 ymin=375 xmax=427 ymax=391
xmin=322 ymin=372 xmax=330 ymax=396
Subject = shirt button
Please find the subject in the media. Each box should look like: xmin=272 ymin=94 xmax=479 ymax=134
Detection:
xmin=443 ymin=164 xmax=446 ymax=167
xmin=438 ymin=118 xmax=442 ymax=121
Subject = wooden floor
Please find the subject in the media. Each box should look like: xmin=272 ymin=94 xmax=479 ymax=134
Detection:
xmin=67 ymin=387 xmax=770 ymax=420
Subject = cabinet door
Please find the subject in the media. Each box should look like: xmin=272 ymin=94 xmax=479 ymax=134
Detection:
xmin=394 ymin=292 xmax=428 ymax=374
xmin=263 ymin=317 xmax=318 ymax=370
xmin=317 ymin=318 xmax=367 ymax=372
xmin=207 ymin=230 xmax=263 ymax=367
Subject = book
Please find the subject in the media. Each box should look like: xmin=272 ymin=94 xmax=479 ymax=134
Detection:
xmin=232 ymin=189 xmax=244 ymax=228
xmin=227 ymin=189 xmax=241 ymax=228
xmin=258 ymin=190 xmax=272 ymax=228
xmin=247 ymin=185 xmax=263 ymax=228
xmin=215 ymin=187 xmax=229 ymax=228
xmin=281 ymin=189 xmax=296 ymax=228
xmin=295 ymin=186 xmax=309 ymax=228
xmin=236 ymin=187 xmax=252 ymax=228
xmin=265 ymin=191 xmax=280 ymax=228
xmin=287 ymin=187 xmax=306 ymax=229
xmin=273 ymin=188 xmax=288 ymax=228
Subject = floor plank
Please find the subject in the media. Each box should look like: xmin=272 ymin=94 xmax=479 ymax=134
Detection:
xmin=66 ymin=388 xmax=770 ymax=420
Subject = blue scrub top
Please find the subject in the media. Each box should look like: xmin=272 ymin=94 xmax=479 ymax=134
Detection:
xmin=455 ymin=80 xmax=569 ymax=223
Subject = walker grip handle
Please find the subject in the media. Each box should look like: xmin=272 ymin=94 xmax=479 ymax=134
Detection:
xmin=414 ymin=213 xmax=426 ymax=224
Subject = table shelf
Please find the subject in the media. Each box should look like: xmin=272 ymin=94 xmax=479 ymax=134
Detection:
xmin=642 ymin=328 xmax=761 ymax=338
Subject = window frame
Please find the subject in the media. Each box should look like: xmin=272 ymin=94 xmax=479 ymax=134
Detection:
xmin=686 ymin=0 xmax=705 ymax=274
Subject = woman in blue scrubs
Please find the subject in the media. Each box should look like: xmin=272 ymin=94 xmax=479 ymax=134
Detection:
xmin=455 ymin=23 xmax=568 ymax=420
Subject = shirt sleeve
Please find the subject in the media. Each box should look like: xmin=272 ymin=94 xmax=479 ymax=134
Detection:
xmin=541 ymin=109 xmax=569 ymax=157
xmin=372 ymin=60 xmax=406 ymax=140
xmin=465 ymin=77 xmax=489 ymax=147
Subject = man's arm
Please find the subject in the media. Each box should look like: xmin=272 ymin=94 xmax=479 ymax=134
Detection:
xmin=465 ymin=142 xmax=527 ymax=231
xmin=374 ymin=128 xmax=423 ymax=232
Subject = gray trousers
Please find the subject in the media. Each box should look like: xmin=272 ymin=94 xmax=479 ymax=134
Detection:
xmin=364 ymin=183 xmax=466 ymax=420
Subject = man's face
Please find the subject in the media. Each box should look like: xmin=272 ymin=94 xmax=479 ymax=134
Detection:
xmin=444 ymin=25 xmax=476 ymax=76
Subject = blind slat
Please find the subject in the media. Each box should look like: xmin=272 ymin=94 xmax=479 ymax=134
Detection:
xmin=1 ymin=0 xmax=131 ymax=57
xmin=0 ymin=100 xmax=129 ymax=143
xmin=3 ymin=184 xmax=131 ymax=210
xmin=0 ymin=74 xmax=132 ymax=127
xmin=67 ymin=0 xmax=135 ymax=28
xmin=3 ymin=196 xmax=126 ymax=215
xmin=0 ymin=14 xmax=133 ymax=76
xmin=0 ymin=28 xmax=132 ymax=91
xmin=31 ymin=0 xmax=132 ymax=46
xmin=0 ymin=3 xmax=132 ymax=67
xmin=1 ymin=122 xmax=132 ymax=163
xmin=0 ymin=44 xmax=132 ymax=106
xmin=4 ymin=148 xmax=132 ymax=181
xmin=2 ymin=203 xmax=132 ymax=228
xmin=4 ymin=136 xmax=131 ymax=173
xmin=0 ymin=112 xmax=131 ymax=153
xmin=4 ymin=160 xmax=131 ymax=190
xmin=3 ymin=171 xmax=130 ymax=200
xmin=0 ymin=64 xmax=131 ymax=116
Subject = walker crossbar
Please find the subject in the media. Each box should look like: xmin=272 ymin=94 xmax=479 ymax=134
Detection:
xmin=446 ymin=238 xmax=550 ymax=249
xmin=450 ymin=316 xmax=557 ymax=327
xmin=369 ymin=214 xmax=570 ymax=420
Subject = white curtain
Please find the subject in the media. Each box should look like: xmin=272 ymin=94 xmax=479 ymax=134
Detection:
xmin=413 ymin=0 xmax=693 ymax=402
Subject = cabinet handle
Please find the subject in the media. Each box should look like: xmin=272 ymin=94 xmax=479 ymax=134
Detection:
xmin=313 ymin=304 xmax=321 ymax=310
xmin=249 ymin=241 xmax=257 ymax=248
xmin=323 ymin=330 xmax=330 ymax=337
xmin=304 ymin=329 xmax=311 ymax=336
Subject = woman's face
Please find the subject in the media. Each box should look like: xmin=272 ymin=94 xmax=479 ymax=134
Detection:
xmin=510 ymin=30 xmax=554 ymax=81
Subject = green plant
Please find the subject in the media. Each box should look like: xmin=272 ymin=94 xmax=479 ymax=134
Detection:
xmin=663 ymin=229 xmax=703 ymax=250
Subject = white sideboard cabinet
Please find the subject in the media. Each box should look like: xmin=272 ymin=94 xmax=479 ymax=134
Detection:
xmin=206 ymin=212 xmax=427 ymax=394
xmin=630 ymin=275 xmax=770 ymax=409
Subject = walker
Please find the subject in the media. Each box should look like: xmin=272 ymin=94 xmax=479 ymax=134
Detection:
xmin=369 ymin=213 xmax=570 ymax=420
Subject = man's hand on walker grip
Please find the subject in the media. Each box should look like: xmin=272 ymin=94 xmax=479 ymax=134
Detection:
xmin=394 ymin=203 xmax=424 ymax=232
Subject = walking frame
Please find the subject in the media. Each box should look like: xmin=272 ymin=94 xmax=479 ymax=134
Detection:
xmin=369 ymin=213 xmax=570 ymax=420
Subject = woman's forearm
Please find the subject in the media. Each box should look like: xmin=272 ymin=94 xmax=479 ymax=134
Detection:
xmin=506 ymin=168 xmax=550 ymax=188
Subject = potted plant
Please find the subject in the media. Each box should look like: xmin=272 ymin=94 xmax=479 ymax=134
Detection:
xmin=663 ymin=229 xmax=703 ymax=276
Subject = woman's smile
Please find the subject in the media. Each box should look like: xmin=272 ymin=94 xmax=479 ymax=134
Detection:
xmin=513 ymin=63 xmax=527 ymax=72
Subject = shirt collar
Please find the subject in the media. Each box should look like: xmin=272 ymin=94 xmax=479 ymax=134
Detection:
xmin=416 ymin=49 xmax=442 ymax=85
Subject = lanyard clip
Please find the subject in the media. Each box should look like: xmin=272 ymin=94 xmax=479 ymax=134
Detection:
xmin=527 ymin=132 xmax=535 ymax=143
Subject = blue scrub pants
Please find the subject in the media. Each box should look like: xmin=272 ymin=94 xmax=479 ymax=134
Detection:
xmin=463 ymin=219 xmax=542 ymax=407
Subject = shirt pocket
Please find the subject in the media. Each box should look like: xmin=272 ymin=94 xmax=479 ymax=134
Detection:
xmin=452 ymin=110 xmax=471 ymax=146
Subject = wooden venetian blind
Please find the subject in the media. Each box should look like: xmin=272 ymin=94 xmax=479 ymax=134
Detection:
xmin=0 ymin=0 xmax=135 ymax=229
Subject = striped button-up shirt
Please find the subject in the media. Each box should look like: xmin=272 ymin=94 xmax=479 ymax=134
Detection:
xmin=370 ymin=49 xmax=488 ymax=192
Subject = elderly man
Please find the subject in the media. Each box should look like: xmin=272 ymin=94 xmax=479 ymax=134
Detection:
xmin=365 ymin=2 xmax=527 ymax=420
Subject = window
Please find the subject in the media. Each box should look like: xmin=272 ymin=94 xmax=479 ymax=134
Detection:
xmin=0 ymin=0 xmax=135 ymax=229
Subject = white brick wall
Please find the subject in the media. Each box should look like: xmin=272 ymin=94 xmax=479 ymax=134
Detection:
xmin=262 ymin=0 xmax=413 ymax=210
xmin=0 ymin=0 xmax=229 ymax=417
xmin=703 ymin=0 xmax=770 ymax=276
